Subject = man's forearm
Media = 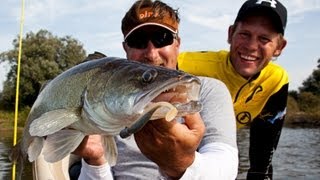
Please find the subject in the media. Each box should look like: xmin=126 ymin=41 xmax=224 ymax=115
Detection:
xmin=178 ymin=142 xmax=238 ymax=180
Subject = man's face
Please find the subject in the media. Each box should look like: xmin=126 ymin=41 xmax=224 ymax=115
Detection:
xmin=228 ymin=15 xmax=286 ymax=79
xmin=123 ymin=26 xmax=180 ymax=70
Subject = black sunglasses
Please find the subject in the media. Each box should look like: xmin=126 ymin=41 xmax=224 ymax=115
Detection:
xmin=125 ymin=29 xmax=177 ymax=49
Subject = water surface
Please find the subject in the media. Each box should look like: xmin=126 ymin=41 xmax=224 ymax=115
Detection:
xmin=1 ymin=127 xmax=319 ymax=179
xmin=237 ymin=127 xmax=320 ymax=180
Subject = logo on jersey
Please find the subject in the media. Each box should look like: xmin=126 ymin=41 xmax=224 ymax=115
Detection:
xmin=246 ymin=85 xmax=263 ymax=103
xmin=236 ymin=111 xmax=251 ymax=125
xmin=256 ymin=0 xmax=277 ymax=8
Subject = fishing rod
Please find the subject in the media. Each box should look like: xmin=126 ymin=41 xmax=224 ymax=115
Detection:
xmin=12 ymin=0 xmax=25 ymax=179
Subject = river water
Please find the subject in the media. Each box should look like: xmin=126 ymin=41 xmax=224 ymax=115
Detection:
xmin=1 ymin=127 xmax=319 ymax=180
xmin=237 ymin=127 xmax=320 ymax=180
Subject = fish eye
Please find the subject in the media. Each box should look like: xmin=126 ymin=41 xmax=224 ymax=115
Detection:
xmin=141 ymin=69 xmax=158 ymax=83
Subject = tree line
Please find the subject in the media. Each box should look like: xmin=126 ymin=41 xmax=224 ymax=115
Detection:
xmin=0 ymin=30 xmax=86 ymax=109
xmin=286 ymin=58 xmax=320 ymax=126
xmin=0 ymin=29 xmax=319 ymax=126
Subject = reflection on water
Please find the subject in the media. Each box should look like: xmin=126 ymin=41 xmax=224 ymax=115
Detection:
xmin=237 ymin=127 xmax=320 ymax=180
xmin=0 ymin=141 xmax=12 ymax=180
xmin=0 ymin=129 xmax=32 ymax=180
xmin=0 ymin=128 xmax=319 ymax=179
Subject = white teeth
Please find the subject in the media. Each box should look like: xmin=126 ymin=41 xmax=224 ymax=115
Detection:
xmin=241 ymin=54 xmax=256 ymax=61
xmin=163 ymin=87 xmax=177 ymax=93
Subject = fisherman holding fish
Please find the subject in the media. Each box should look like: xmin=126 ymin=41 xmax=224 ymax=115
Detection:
xmin=178 ymin=0 xmax=289 ymax=179
xmin=74 ymin=0 xmax=238 ymax=179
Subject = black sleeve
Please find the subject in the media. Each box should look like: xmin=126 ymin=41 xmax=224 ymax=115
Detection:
xmin=247 ymin=83 xmax=288 ymax=180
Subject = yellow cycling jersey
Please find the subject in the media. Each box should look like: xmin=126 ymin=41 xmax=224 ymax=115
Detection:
xmin=178 ymin=50 xmax=289 ymax=128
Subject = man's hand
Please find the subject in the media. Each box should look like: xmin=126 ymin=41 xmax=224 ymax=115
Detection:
xmin=73 ymin=135 xmax=106 ymax=166
xmin=134 ymin=112 xmax=205 ymax=179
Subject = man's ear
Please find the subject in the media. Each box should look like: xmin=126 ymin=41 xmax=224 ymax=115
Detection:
xmin=274 ymin=38 xmax=287 ymax=57
xmin=176 ymin=36 xmax=181 ymax=48
xmin=122 ymin=42 xmax=128 ymax=52
xmin=227 ymin=25 xmax=235 ymax=44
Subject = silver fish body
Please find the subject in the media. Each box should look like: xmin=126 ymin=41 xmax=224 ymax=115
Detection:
xmin=11 ymin=57 xmax=201 ymax=173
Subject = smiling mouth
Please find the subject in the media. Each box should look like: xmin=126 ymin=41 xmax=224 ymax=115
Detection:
xmin=240 ymin=54 xmax=258 ymax=61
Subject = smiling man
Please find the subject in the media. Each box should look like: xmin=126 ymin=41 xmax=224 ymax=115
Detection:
xmin=178 ymin=0 xmax=288 ymax=179
xmin=72 ymin=1 xmax=238 ymax=180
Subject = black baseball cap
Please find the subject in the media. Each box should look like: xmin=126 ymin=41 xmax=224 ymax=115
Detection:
xmin=235 ymin=0 xmax=287 ymax=34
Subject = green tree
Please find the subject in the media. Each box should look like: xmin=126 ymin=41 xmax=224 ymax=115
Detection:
xmin=288 ymin=90 xmax=298 ymax=100
xmin=0 ymin=29 xmax=86 ymax=109
xmin=299 ymin=58 xmax=320 ymax=96
xmin=297 ymin=92 xmax=320 ymax=114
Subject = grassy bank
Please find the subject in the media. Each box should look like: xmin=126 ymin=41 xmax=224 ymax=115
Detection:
xmin=285 ymin=111 xmax=320 ymax=127
xmin=0 ymin=108 xmax=30 ymax=129
xmin=1 ymin=108 xmax=319 ymax=129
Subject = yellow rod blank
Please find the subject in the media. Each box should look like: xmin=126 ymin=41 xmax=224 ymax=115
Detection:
xmin=12 ymin=0 xmax=25 ymax=179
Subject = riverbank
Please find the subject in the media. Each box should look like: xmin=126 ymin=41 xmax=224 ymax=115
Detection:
xmin=285 ymin=112 xmax=320 ymax=127
xmin=1 ymin=110 xmax=319 ymax=128
xmin=0 ymin=109 xmax=29 ymax=129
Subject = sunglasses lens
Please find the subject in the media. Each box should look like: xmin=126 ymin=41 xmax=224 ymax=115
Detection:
xmin=126 ymin=31 xmax=148 ymax=49
xmin=152 ymin=30 xmax=174 ymax=48
xmin=125 ymin=29 xmax=175 ymax=49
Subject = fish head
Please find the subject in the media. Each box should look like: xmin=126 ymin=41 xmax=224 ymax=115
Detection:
xmin=84 ymin=58 xmax=201 ymax=131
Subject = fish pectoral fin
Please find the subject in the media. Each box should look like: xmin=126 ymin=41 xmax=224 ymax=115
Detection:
xmin=29 ymin=108 xmax=82 ymax=137
xmin=103 ymin=136 xmax=118 ymax=166
xmin=43 ymin=129 xmax=85 ymax=163
xmin=28 ymin=137 xmax=44 ymax=162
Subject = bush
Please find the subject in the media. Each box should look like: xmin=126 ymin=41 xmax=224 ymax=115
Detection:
xmin=297 ymin=92 xmax=320 ymax=113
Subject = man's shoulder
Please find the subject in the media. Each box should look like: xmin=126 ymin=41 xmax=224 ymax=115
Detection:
xmin=198 ymin=76 xmax=224 ymax=84
xmin=178 ymin=50 xmax=229 ymax=77
xmin=258 ymin=62 xmax=289 ymax=92
xmin=178 ymin=50 xmax=229 ymax=62
xmin=264 ymin=61 xmax=289 ymax=80
xmin=198 ymin=76 xmax=229 ymax=93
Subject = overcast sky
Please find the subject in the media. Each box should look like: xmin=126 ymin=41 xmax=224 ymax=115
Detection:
xmin=1 ymin=0 xmax=320 ymax=91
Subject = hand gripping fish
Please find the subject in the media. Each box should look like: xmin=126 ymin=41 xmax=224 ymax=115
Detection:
xmin=10 ymin=57 xmax=202 ymax=177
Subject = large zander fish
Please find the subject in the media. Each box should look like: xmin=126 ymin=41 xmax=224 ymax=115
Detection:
xmin=11 ymin=57 xmax=201 ymax=176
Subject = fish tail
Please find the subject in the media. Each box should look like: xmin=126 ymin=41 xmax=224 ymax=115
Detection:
xmin=9 ymin=142 xmax=25 ymax=180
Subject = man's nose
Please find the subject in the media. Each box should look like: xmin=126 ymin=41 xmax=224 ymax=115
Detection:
xmin=143 ymin=41 xmax=161 ymax=65
xmin=245 ymin=37 xmax=259 ymax=51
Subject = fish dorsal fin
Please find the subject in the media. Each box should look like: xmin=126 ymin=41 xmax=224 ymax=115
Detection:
xmin=103 ymin=136 xmax=118 ymax=166
xmin=29 ymin=108 xmax=81 ymax=137
xmin=43 ymin=129 xmax=85 ymax=163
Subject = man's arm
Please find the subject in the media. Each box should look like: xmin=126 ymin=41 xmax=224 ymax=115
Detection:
xmin=137 ymin=77 xmax=238 ymax=180
xmin=73 ymin=135 xmax=113 ymax=180
xmin=247 ymin=84 xmax=288 ymax=179
xmin=179 ymin=77 xmax=238 ymax=179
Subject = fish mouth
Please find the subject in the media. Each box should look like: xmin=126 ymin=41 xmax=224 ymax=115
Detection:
xmin=133 ymin=75 xmax=201 ymax=119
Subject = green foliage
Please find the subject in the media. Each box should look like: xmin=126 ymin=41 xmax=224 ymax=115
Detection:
xmin=286 ymin=92 xmax=320 ymax=127
xmin=297 ymin=92 xmax=320 ymax=114
xmin=286 ymin=57 xmax=320 ymax=126
xmin=288 ymin=90 xmax=298 ymax=100
xmin=286 ymin=59 xmax=320 ymax=126
xmin=0 ymin=29 xmax=86 ymax=109
xmin=299 ymin=58 xmax=320 ymax=96
xmin=0 ymin=107 xmax=30 ymax=128
xmin=287 ymin=95 xmax=299 ymax=113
